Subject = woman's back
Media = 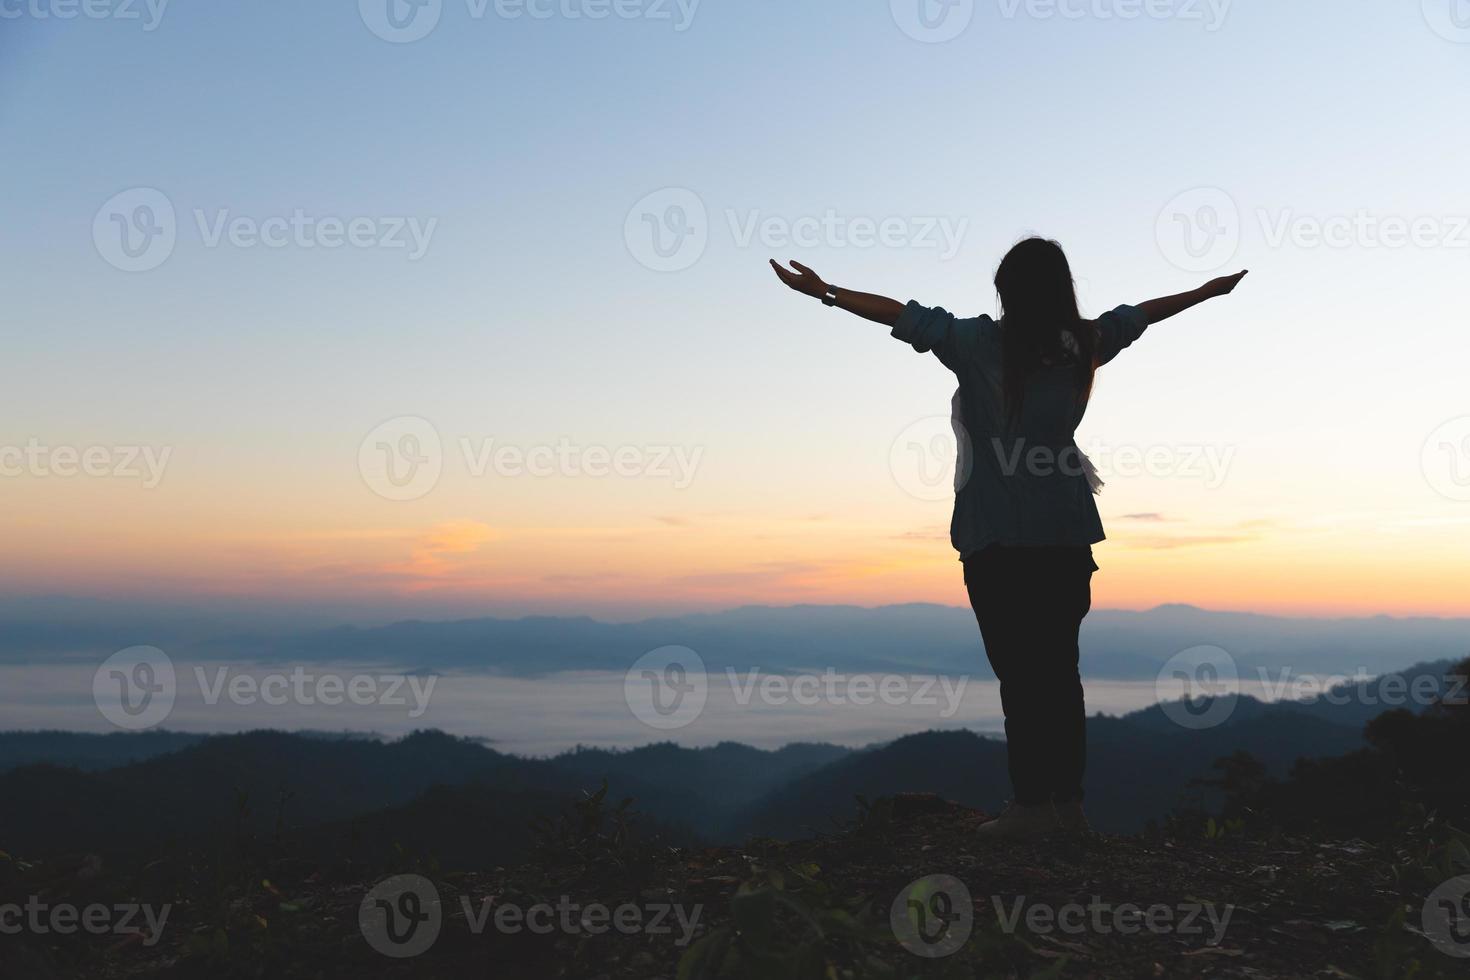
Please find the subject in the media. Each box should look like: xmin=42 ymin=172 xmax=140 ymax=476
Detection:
xmin=890 ymin=300 xmax=1151 ymax=556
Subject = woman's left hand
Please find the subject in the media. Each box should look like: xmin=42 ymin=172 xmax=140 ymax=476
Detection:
xmin=1203 ymin=269 xmax=1249 ymax=298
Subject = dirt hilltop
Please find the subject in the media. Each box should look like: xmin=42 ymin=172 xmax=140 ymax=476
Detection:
xmin=10 ymin=793 xmax=1465 ymax=979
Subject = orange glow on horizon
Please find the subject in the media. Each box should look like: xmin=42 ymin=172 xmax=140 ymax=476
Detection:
xmin=5 ymin=504 xmax=1468 ymax=622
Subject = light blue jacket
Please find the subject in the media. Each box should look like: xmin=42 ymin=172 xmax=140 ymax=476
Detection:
xmin=891 ymin=301 xmax=1150 ymax=557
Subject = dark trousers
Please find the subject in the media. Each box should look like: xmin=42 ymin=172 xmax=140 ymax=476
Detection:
xmin=963 ymin=544 xmax=1096 ymax=806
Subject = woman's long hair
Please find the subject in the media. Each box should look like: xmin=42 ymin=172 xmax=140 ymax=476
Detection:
xmin=994 ymin=237 xmax=1097 ymax=423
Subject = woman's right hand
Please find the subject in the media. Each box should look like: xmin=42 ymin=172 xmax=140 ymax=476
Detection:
xmin=770 ymin=259 xmax=829 ymax=299
xmin=767 ymin=263 xmax=907 ymax=327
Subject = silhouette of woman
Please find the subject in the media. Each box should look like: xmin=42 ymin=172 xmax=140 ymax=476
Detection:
xmin=771 ymin=240 xmax=1247 ymax=839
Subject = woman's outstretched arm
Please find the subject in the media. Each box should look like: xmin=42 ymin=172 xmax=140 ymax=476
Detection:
xmin=1137 ymin=270 xmax=1249 ymax=324
xmin=769 ymin=259 xmax=904 ymax=327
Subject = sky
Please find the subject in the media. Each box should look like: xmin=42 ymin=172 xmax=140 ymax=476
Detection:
xmin=2 ymin=0 xmax=1469 ymax=625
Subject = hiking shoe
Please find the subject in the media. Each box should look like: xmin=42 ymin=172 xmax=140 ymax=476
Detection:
xmin=976 ymin=802 xmax=1061 ymax=841
xmin=1056 ymin=800 xmax=1091 ymax=834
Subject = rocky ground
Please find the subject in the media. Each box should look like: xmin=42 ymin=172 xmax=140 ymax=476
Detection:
xmin=3 ymin=794 xmax=1466 ymax=979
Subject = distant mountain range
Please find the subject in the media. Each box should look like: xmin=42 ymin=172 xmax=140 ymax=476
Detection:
xmin=4 ymin=601 xmax=1467 ymax=680
xmin=0 ymin=659 xmax=1459 ymax=867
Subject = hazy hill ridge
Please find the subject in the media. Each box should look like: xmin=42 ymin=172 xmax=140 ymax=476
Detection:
xmin=5 ymin=601 xmax=1468 ymax=679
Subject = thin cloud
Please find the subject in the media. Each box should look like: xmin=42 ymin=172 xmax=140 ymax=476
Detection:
xmin=894 ymin=527 xmax=949 ymax=541
xmin=673 ymin=561 xmax=828 ymax=590
xmin=543 ymin=572 xmax=606 ymax=585
xmin=390 ymin=522 xmax=499 ymax=578
xmin=1120 ymin=534 xmax=1256 ymax=550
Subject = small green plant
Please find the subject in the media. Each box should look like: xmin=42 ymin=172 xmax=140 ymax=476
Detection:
xmin=529 ymin=779 xmax=637 ymax=866
xmin=1205 ymin=816 xmax=1246 ymax=840
xmin=677 ymin=863 xmax=895 ymax=980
